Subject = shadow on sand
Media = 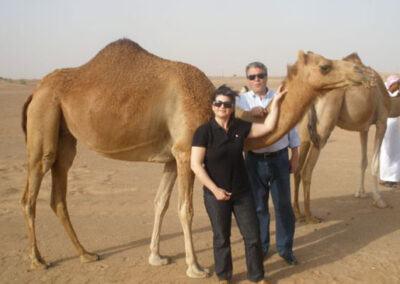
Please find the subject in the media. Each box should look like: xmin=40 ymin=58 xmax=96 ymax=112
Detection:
xmin=50 ymin=189 xmax=400 ymax=283
xmin=232 ymin=189 xmax=400 ymax=282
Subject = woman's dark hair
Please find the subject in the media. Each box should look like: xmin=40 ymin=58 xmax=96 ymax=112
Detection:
xmin=213 ymin=84 xmax=238 ymax=102
xmin=213 ymin=84 xmax=237 ymax=119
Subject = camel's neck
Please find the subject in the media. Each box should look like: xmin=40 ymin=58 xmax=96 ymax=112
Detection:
xmin=243 ymin=79 xmax=317 ymax=151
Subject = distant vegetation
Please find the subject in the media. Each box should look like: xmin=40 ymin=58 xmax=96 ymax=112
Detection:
xmin=0 ymin=77 xmax=27 ymax=85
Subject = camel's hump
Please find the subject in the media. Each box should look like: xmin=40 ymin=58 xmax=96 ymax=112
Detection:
xmin=88 ymin=38 xmax=152 ymax=64
xmin=103 ymin=38 xmax=146 ymax=53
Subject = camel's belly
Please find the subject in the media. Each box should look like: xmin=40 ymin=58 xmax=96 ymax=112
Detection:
xmin=62 ymin=105 xmax=175 ymax=162
xmin=74 ymin=130 xmax=174 ymax=163
xmin=98 ymin=143 xmax=174 ymax=163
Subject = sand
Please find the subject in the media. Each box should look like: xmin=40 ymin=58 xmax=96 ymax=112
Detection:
xmin=1 ymin=77 xmax=400 ymax=283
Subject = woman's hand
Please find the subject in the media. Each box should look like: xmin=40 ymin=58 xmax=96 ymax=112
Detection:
xmin=213 ymin=188 xmax=232 ymax=201
xmin=273 ymin=84 xmax=287 ymax=103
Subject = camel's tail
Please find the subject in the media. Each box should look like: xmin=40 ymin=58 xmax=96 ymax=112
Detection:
xmin=22 ymin=94 xmax=33 ymax=142
xmin=307 ymin=103 xmax=320 ymax=149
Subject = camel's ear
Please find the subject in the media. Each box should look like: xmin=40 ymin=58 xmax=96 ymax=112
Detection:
xmin=298 ymin=50 xmax=308 ymax=64
xmin=342 ymin=52 xmax=362 ymax=64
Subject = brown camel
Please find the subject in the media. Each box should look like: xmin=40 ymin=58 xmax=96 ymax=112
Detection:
xmin=21 ymin=39 xmax=365 ymax=277
xmin=293 ymin=53 xmax=397 ymax=224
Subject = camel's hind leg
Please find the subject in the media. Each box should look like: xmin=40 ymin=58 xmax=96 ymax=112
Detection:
xmin=50 ymin=131 xmax=99 ymax=263
xmin=21 ymin=172 xmax=50 ymax=270
xmin=172 ymin=148 xmax=209 ymax=278
xmin=149 ymin=161 xmax=177 ymax=266
xmin=370 ymin=122 xmax=388 ymax=208
xmin=21 ymin=97 xmax=60 ymax=270
xmin=301 ymin=143 xmax=323 ymax=224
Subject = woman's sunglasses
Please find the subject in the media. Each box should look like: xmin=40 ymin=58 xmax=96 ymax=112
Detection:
xmin=247 ymin=73 xmax=267 ymax=81
xmin=213 ymin=101 xmax=233 ymax=108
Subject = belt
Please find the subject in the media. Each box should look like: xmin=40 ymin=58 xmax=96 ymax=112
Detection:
xmin=248 ymin=148 xmax=287 ymax=159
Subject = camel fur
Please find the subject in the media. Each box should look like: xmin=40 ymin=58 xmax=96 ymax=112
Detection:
xmin=21 ymin=39 xmax=365 ymax=276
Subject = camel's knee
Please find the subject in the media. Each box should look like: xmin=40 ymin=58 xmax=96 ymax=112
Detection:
xmin=21 ymin=196 xmax=37 ymax=222
xmin=301 ymin=172 xmax=312 ymax=185
xmin=50 ymin=204 xmax=68 ymax=220
xmin=178 ymin=204 xmax=194 ymax=223
xmin=154 ymin=198 xmax=170 ymax=215
xmin=50 ymin=194 xmax=64 ymax=214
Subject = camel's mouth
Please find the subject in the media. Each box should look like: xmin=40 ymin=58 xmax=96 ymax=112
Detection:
xmin=349 ymin=78 xmax=364 ymax=86
xmin=319 ymin=79 xmax=359 ymax=91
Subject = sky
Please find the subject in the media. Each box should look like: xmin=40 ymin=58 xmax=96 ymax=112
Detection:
xmin=1 ymin=0 xmax=399 ymax=79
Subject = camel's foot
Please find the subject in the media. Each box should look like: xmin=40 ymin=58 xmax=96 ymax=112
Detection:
xmin=29 ymin=258 xmax=50 ymax=271
xmin=148 ymin=253 xmax=170 ymax=266
xmin=186 ymin=264 xmax=210 ymax=278
xmin=354 ymin=191 xmax=368 ymax=199
xmin=305 ymin=215 xmax=322 ymax=224
xmin=294 ymin=209 xmax=302 ymax=222
xmin=80 ymin=252 xmax=100 ymax=263
xmin=373 ymin=199 xmax=388 ymax=209
xmin=295 ymin=214 xmax=305 ymax=223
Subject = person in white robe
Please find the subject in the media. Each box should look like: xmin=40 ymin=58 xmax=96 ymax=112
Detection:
xmin=380 ymin=74 xmax=400 ymax=187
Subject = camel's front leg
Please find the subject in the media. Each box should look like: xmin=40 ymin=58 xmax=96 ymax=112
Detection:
xmin=173 ymin=150 xmax=209 ymax=278
xmin=149 ymin=161 xmax=177 ymax=266
xmin=370 ymin=123 xmax=388 ymax=208
xmin=354 ymin=131 xmax=369 ymax=198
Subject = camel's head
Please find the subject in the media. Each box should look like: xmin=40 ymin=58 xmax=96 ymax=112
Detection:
xmin=286 ymin=51 xmax=365 ymax=92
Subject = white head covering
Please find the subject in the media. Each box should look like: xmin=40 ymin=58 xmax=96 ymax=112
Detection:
xmin=385 ymin=74 xmax=400 ymax=90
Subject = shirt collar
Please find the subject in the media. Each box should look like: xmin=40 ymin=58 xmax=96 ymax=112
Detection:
xmin=211 ymin=117 xmax=235 ymax=130
xmin=251 ymin=87 xmax=269 ymax=98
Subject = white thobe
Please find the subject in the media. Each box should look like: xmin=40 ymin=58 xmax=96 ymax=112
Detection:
xmin=380 ymin=90 xmax=400 ymax=182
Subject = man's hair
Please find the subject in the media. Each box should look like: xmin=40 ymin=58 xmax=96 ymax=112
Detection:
xmin=213 ymin=84 xmax=237 ymax=102
xmin=245 ymin=61 xmax=268 ymax=76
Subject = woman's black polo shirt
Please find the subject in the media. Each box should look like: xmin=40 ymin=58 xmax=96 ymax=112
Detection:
xmin=192 ymin=117 xmax=252 ymax=195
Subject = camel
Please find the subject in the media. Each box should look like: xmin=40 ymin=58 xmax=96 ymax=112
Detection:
xmin=293 ymin=53 xmax=398 ymax=224
xmin=21 ymin=38 xmax=366 ymax=277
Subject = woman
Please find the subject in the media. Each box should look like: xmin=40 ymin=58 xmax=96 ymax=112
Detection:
xmin=191 ymin=84 xmax=286 ymax=284
xmin=380 ymin=74 xmax=400 ymax=187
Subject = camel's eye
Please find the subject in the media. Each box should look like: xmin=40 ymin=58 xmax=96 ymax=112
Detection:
xmin=320 ymin=64 xmax=331 ymax=73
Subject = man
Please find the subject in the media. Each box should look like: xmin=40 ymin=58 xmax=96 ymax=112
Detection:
xmin=380 ymin=75 xmax=400 ymax=188
xmin=236 ymin=61 xmax=299 ymax=265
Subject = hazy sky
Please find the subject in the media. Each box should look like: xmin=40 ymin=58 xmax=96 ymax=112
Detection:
xmin=1 ymin=0 xmax=399 ymax=79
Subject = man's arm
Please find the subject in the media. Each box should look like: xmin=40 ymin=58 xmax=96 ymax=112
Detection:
xmin=236 ymin=93 xmax=266 ymax=122
xmin=235 ymin=106 xmax=265 ymax=123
